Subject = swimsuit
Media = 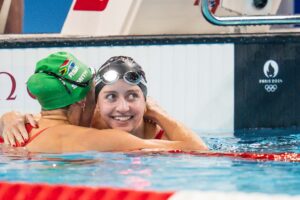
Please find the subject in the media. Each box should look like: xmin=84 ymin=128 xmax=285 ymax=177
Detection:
xmin=0 ymin=124 xmax=48 ymax=147
xmin=154 ymin=129 xmax=164 ymax=139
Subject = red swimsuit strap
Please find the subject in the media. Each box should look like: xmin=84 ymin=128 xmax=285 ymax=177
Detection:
xmin=26 ymin=128 xmax=48 ymax=145
xmin=154 ymin=129 xmax=164 ymax=139
xmin=15 ymin=124 xmax=48 ymax=147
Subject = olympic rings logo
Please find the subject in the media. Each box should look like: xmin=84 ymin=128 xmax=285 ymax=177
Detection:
xmin=264 ymin=84 xmax=277 ymax=92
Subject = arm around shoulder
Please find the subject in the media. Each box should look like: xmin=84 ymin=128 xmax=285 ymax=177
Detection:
xmin=144 ymin=98 xmax=208 ymax=151
xmin=70 ymin=126 xmax=208 ymax=152
xmin=0 ymin=111 xmax=38 ymax=145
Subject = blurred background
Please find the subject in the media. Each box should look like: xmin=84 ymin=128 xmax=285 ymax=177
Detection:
xmin=2 ymin=0 xmax=300 ymax=34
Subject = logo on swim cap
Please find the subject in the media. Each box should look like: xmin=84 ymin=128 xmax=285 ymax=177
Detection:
xmin=59 ymin=59 xmax=78 ymax=77
xmin=59 ymin=59 xmax=70 ymax=75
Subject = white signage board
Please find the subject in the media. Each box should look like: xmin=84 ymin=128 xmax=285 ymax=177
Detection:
xmin=0 ymin=44 xmax=234 ymax=135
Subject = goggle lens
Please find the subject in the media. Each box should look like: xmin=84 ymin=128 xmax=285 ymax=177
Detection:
xmin=102 ymin=70 xmax=119 ymax=84
xmin=124 ymin=71 xmax=141 ymax=84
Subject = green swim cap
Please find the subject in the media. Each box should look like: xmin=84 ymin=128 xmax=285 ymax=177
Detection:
xmin=27 ymin=51 xmax=93 ymax=110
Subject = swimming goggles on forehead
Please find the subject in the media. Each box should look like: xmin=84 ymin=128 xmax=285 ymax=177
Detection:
xmin=97 ymin=70 xmax=146 ymax=86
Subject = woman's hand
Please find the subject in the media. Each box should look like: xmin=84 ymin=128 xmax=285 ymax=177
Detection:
xmin=0 ymin=111 xmax=37 ymax=146
xmin=144 ymin=97 xmax=168 ymax=127
xmin=144 ymin=97 xmax=208 ymax=150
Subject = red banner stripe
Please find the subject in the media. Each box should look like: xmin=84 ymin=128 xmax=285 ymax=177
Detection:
xmin=0 ymin=182 xmax=173 ymax=200
xmin=73 ymin=0 xmax=109 ymax=11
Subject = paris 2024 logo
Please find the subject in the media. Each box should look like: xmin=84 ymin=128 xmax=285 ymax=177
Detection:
xmin=259 ymin=60 xmax=283 ymax=93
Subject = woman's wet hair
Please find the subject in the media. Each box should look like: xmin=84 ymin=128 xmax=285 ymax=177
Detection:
xmin=94 ymin=56 xmax=147 ymax=101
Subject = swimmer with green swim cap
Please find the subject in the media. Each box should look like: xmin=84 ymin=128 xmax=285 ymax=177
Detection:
xmin=27 ymin=51 xmax=94 ymax=110
xmin=0 ymin=51 xmax=207 ymax=153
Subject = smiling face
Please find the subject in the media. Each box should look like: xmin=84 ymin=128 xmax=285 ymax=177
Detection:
xmin=97 ymin=79 xmax=146 ymax=133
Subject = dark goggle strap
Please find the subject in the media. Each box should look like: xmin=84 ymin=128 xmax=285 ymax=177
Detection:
xmin=38 ymin=70 xmax=90 ymax=87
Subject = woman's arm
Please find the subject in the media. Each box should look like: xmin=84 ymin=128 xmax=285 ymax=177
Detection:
xmin=144 ymin=98 xmax=208 ymax=150
xmin=66 ymin=127 xmax=208 ymax=152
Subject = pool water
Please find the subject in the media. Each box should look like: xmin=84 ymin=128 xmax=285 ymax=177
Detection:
xmin=1 ymin=134 xmax=300 ymax=195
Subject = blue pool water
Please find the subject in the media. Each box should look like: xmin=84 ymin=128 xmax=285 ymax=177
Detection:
xmin=1 ymin=134 xmax=300 ymax=195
